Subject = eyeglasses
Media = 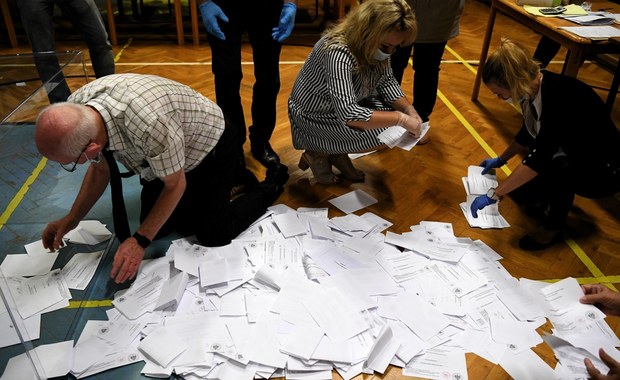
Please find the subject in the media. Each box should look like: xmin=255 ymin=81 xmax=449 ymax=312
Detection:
xmin=60 ymin=145 xmax=101 ymax=172
xmin=379 ymin=43 xmax=397 ymax=55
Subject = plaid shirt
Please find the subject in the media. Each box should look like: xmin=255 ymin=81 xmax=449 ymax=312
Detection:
xmin=69 ymin=74 xmax=225 ymax=181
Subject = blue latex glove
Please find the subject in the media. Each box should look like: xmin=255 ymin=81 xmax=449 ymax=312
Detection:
xmin=479 ymin=156 xmax=506 ymax=175
xmin=199 ymin=0 xmax=228 ymax=40
xmin=470 ymin=195 xmax=498 ymax=218
xmin=272 ymin=2 xmax=297 ymax=42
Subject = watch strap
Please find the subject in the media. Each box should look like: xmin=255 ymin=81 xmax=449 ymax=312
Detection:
xmin=132 ymin=231 xmax=151 ymax=248
xmin=487 ymin=188 xmax=500 ymax=201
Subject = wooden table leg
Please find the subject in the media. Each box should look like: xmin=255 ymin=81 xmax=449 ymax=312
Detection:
xmin=472 ymin=0 xmax=498 ymax=102
xmin=337 ymin=0 xmax=345 ymax=19
xmin=605 ymin=37 xmax=620 ymax=112
xmin=190 ymin=0 xmax=199 ymax=46
xmin=105 ymin=0 xmax=118 ymax=45
xmin=175 ymin=0 xmax=184 ymax=45
xmin=562 ymin=48 xmax=584 ymax=78
xmin=1 ymin=0 xmax=18 ymax=48
xmin=606 ymin=62 xmax=620 ymax=112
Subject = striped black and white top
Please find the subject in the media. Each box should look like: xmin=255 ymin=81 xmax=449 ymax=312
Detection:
xmin=288 ymin=35 xmax=405 ymax=154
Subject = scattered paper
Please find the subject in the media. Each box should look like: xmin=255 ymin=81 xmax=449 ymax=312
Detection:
xmin=1 ymin=253 xmax=58 ymax=277
xmin=329 ymin=189 xmax=378 ymax=214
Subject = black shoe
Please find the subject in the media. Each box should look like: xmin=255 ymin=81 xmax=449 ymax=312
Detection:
xmin=251 ymin=142 xmax=280 ymax=167
xmin=265 ymin=163 xmax=289 ymax=187
xmin=524 ymin=201 xmax=549 ymax=221
xmin=231 ymin=166 xmax=259 ymax=199
xmin=260 ymin=164 xmax=289 ymax=203
xmin=518 ymin=226 xmax=563 ymax=251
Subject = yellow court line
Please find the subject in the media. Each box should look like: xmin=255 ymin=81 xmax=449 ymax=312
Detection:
xmin=67 ymin=300 xmax=113 ymax=309
xmin=114 ymin=38 xmax=132 ymax=62
xmin=0 ymin=158 xmax=48 ymax=232
xmin=444 ymin=45 xmax=478 ymax=76
xmin=437 ymin=89 xmax=512 ymax=177
xmin=546 ymin=276 xmax=620 ymax=288
xmin=565 ymin=238 xmax=617 ymax=290
xmin=441 ymin=45 xmax=611 ymax=284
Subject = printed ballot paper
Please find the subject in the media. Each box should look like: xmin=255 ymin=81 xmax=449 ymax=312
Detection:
xmin=4 ymin=205 xmax=620 ymax=380
xmin=461 ymin=165 xmax=510 ymax=229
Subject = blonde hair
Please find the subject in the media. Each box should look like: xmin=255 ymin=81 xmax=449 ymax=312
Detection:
xmin=482 ymin=39 xmax=541 ymax=100
xmin=323 ymin=0 xmax=417 ymax=69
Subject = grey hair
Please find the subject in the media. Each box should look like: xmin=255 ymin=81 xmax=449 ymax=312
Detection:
xmin=37 ymin=102 xmax=99 ymax=157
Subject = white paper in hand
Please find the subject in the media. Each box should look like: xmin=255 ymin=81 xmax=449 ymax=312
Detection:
xmin=377 ymin=122 xmax=430 ymax=150
xmin=64 ymin=220 xmax=112 ymax=245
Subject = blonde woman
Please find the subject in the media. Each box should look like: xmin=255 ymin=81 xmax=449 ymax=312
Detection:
xmin=471 ymin=39 xmax=620 ymax=250
xmin=288 ymin=0 xmax=420 ymax=184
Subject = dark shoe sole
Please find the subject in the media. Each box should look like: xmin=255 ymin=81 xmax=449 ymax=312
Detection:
xmin=518 ymin=232 xmax=563 ymax=251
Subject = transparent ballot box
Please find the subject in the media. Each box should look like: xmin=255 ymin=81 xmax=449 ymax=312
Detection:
xmin=0 ymin=51 xmax=117 ymax=379
xmin=0 ymin=240 xmax=115 ymax=379
xmin=0 ymin=51 xmax=89 ymax=124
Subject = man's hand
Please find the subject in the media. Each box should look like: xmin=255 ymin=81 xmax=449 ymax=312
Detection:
xmin=580 ymin=284 xmax=620 ymax=317
xmin=110 ymin=238 xmax=145 ymax=283
xmin=585 ymin=348 xmax=620 ymax=380
xmin=199 ymin=0 xmax=228 ymax=40
xmin=479 ymin=156 xmax=506 ymax=175
xmin=470 ymin=194 xmax=497 ymax=218
xmin=42 ymin=216 xmax=79 ymax=252
xmin=272 ymin=2 xmax=297 ymax=42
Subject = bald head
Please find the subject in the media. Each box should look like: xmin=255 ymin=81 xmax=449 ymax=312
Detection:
xmin=35 ymin=103 xmax=99 ymax=162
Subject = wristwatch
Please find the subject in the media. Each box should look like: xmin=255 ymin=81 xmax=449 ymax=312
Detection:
xmin=486 ymin=187 xmax=501 ymax=201
xmin=132 ymin=231 xmax=151 ymax=249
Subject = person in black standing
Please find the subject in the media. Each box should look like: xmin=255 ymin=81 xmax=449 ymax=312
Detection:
xmin=18 ymin=0 xmax=114 ymax=103
xmin=198 ymin=0 xmax=297 ymax=181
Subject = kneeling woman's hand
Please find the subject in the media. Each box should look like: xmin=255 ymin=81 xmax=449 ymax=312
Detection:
xmin=397 ymin=111 xmax=422 ymax=138
xmin=470 ymin=194 xmax=497 ymax=218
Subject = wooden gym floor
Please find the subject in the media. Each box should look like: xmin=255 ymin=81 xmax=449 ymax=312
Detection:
xmin=1 ymin=0 xmax=619 ymax=378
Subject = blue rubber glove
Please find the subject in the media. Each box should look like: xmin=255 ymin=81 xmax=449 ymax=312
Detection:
xmin=199 ymin=0 xmax=228 ymax=40
xmin=479 ymin=156 xmax=506 ymax=175
xmin=470 ymin=195 xmax=497 ymax=218
xmin=272 ymin=2 xmax=297 ymax=42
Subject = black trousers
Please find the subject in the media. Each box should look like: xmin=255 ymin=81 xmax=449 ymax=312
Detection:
xmin=511 ymin=156 xmax=620 ymax=229
xmin=207 ymin=0 xmax=283 ymax=147
xmin=139 ymin=123 xmax=270 ymax=247
xmin=390 ymin=41 xmax=448 ymax=122
xmin=18 ymin=0 xmax=114 ymax=103
xmin=533 ymin=37 xmax=561 ymax=69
